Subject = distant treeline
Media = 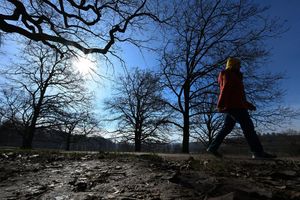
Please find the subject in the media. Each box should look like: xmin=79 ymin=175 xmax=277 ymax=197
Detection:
xmin=0 ymin=122 xmax=113 ymax=151
xmin=219 ymin=133 xmax=300 ymax=156
xmin=0 ymin=123 xmax=299 ymax=156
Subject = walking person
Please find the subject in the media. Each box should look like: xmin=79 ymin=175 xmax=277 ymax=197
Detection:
xmin=207 ymin=57 xmax=276 ymax=159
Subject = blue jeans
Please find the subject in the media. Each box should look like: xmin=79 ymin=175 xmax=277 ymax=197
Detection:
xmin=208 ymin=109 xmax=263 ymax=153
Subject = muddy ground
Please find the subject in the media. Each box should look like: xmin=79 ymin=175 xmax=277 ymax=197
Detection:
xmin=0 ymin=150 xmax=299 ymax=200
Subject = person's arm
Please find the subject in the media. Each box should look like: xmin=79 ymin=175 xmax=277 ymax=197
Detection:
xmin=240 ymin=74 xmax=256 ymax=111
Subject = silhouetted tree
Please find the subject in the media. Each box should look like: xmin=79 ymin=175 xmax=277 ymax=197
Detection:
xmin=161 ymin=0 xmax=286 ymax=153
xmin=191 ymin=93 xmax=223 ymax=147
xmin=105 ymin=68 xmax=170 ymax=152
xmin=0 ymin=88 xmax=29 ymax=137
xmin=242 ymin=70 xmax=300 ymax=131
xmin=56 ymin=109 xmax=99 ymax=151
xmin=0 ymin=42 xmax=93 ymax=149
xmin=0 ymin=0 xmax=167 ymax=56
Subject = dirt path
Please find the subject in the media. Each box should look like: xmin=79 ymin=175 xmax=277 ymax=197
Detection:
xmin=0 ymin=151 xmax=299 ymax=200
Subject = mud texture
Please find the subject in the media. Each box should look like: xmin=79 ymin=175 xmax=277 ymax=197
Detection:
xmin=0 ymin=151 xmax=299 ymax=200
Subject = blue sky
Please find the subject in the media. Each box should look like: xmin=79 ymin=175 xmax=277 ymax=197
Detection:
xmin=1 ymin=0 xmax=300 ymax=132
xmin=253 ymin=0 xmax=300 ymax=129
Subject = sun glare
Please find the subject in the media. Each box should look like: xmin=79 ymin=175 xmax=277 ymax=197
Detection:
xmin=73 ymin=56 xmax=95 ymax=75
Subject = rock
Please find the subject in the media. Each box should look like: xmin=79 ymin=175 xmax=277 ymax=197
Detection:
xmin=72 ymin=177 xmax=89 ymax=192
xmin=271 ymin=170 xmax=297 ymax=179
xmin=280 ymin=170 xmax=297 ymax=176
xmin=7 ymin=152 xmax=15 ymax=156
xmin=84 ymin=193 xmax=100 ymax=200
xmin=275 ymin=185 xmax=286 ymax=190
xmin=115 ymin=165 xmax=122 ymax=170
xmin=2 ymin=153 xmax=9 ymax=159
xmin=74 ymin=181 xmax=88 ymax=192
xmin=207 ymin=190 xmax=270 ymax=200
xmin=29 ymin=154 xmax=40 ymax=159
xmin=24 ymin=185 xmax=47 ymax=196
xmin=81 ymin=155 xmax=92 ymax=160
xmin=207 ymin=192 xmax=235 ymax=200
xmin=54 ymin=195 xmax=69 ymax=200
xmin=203 ymin=160 xmax=209 ymax=167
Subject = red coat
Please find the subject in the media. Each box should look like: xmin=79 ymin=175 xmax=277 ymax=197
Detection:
xmin=217 ymin=70 xmax=253 ymax=111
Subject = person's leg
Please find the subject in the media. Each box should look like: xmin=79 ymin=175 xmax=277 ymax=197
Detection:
xmin=230 ymin=109 xmax=263 ymax=154
xmin=207 ymin=113 xmax=236 ymax=152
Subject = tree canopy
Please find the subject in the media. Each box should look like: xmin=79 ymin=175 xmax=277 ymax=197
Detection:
xmin=0 ymin=0 xmax=166 ymax=56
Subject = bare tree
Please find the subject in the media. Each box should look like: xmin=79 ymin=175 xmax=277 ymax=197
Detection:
xmin=191 ymin=93 xmax=224 ymax=147
xmin=0 ymin=87 xmax=28 ymax=136
xmin=0 ymin=0 xmax=168 ymax=56
xmin=242 ymin=69 xmax=300 ymax=131
xmin=0 ymin=42 xmax=93 ymax=149
xmin=56 ymin=109 xmax=99 ymax=151
xmin=105 ymin=68 xmax=170 ymax=152
xmin=160 ymin=0 xmax=286 ymax=153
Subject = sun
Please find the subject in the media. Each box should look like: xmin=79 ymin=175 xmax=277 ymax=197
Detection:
xmin=72 ymin=56 xmax=95 ymax=75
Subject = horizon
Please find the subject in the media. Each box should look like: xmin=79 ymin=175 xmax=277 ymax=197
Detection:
xmin=1 ymin=0 xmax=300 ymax=137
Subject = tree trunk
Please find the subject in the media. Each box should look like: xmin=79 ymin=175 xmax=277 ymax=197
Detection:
xmin=21 ymin=80 xmax=48 ymax=149
xmin=21 ymin=110 xmax=40 ymax=149
xmin=182 ymin=81 xmax=190 ymax=153
xmin=21 ymin=127 xmax=34 ymax=149
xmin=65 ymin=132 xmax=72 ymax=151
xmin=182 ymin=112 xmax=190 ymax=153
xmin=135 ymin=130 xmax=142 ymax=152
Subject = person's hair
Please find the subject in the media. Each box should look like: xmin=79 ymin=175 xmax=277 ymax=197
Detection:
xmin=226 ymin=57 xmax=241 ymax=70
